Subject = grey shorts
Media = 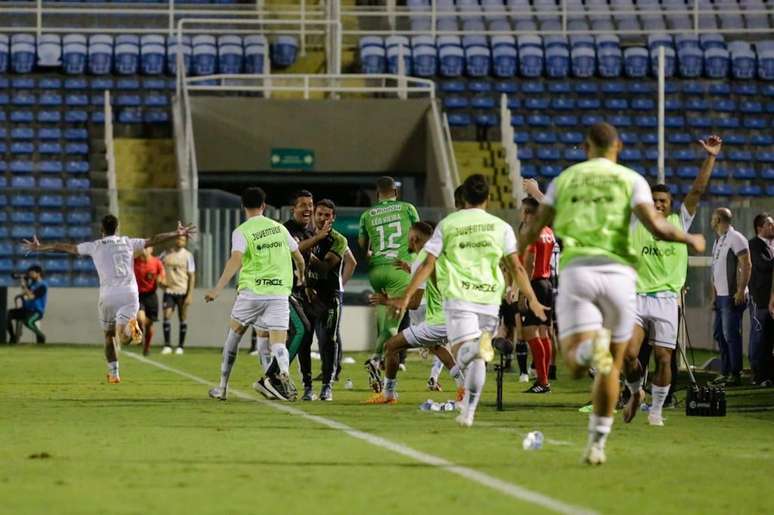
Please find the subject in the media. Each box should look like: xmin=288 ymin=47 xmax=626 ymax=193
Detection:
xmin=230 ymin=293 xmax=289 ymax=331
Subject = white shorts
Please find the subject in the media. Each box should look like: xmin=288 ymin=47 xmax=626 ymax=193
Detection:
xmin=556 ymin=262 xmax=636 ymax=343
xmin=231 ymin=292 xmax=289 ymax=331
xmin=633 ymin=294 xmax=678 ymax=349
xmin=403 ymin=322 xmax=447 ymax=348
xmin=98 ymin=289 xmax=140 ymax=331
xmin=445 ymin=309 xmax=499 ymax=345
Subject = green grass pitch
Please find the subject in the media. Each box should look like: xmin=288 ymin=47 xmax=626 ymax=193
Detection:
xmin=1 ymin=344 xmax=773 ymax=515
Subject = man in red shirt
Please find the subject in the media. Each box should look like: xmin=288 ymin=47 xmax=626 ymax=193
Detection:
xmin=520 ymin=197 xmax=556 ymax=393
xmin=134 ymin=246 xmax=166 ymax=355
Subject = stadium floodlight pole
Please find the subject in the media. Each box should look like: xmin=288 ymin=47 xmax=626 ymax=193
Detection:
xmin=657 ymin=45 xmax=665 ymax=185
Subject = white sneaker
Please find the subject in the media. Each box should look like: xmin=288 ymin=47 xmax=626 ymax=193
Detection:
xmin=208 ymin=387 xmax=227 ymax=401
xmin=161 ymin=346 xmax=173 ymax=355
xmin=398 ymin=363 xmax=407 ymax=372
xmin=518 ymin=373 xmax=530 ymax=383
xmin=590 ymin=329 xmax=613 ymax=375
xmin=455 ymin=412 xmax=474 ymax=427
xmin=648 ymin=413 xmax=665 ymax=426
xmin=175 ymin=347 xmax=184 ymax=355
xmin=248 ymin=349 xmax=259 ymax=356
xmin=582 ymin=442 xmax=607 ymax=465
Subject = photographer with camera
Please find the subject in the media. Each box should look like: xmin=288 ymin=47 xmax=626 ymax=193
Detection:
xmin=7 ymin=265 xmax=48 ymax=344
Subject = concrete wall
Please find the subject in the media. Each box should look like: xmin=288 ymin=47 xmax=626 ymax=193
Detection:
xmin=12 ymin=288 xmax=374 ymax=349
xmin=191 ymin=98 xmax=430 ymax=174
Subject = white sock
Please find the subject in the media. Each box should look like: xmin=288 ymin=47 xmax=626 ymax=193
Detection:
xmin=464 ymin=359 xmax=486 ymax=418
xmin=575 ymin=339 xmax=594 ymax=367
xmin=430 ymin=356 xmax=444 ymax=382
xmin=255 ymin=336 xmax=272 ymax=372
xmin=219 ymin=330 xmax=243 ymax=389
xmin=107 ymin=361 xmax=119 ymax=376
xmin=588 ymin=414 xmax=614 ymax=447
xmin=384 ymin=378 xmax=397 ymax=398
xmin=650 ymin=384 xmax=670 ymax=417
xmin=449 ymin=364 xmax=465 ymax=388
xmin=271 ymin=343 xmax=290 ymax=374
xmin=625 ymin=379 xmax=642 ymax=395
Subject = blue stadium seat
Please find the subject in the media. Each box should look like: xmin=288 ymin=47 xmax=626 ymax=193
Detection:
xmin=734 ymin=83 xmax=758 ymax=96
xmin=447 ymin=112 xmax=471 ymax=126
xmin=193 ymin=44 xmax=216 ymax=75
xmin=12 ymin=92 xmax=36 ymax=106
xmin=74 ymin=275 xmax=99 ymax=287
xmin=598 ymin=47 xmax=622 ymax=77
xmin=465 ymin=46 xmax=490 ymax=77
xmin=218 ymin=44 xmax=244 ymax=74
xmin=525 ymin=97 xmax=549 ymax=110
xmin=68 ymin=211 xmax=92 ymax=224
xmin=40 ymin=226 xmax=66 ymax=239
xmin=11 ymin=39 xmax=35 ymax=73
xmin=513 ymin=131 xmax=529 ymax=144
xmin=468 ymin=80 xmax=492 ymax=93
xmin=751 ymin=133 xmax=773 ymax=146
xmin=474 ymin=113 xmax=498 ymax=127
xmin=545 ymin=47 xmax=569 ymax=78
xmin=89 ymin=42 xmax=113 ymax=75
xmin=492 ymin=46 xmax=516 ymax=77
xmin=605 ymin=98 xmax=628 ymax=110
xmin=65 ymin=161 xmax=89 ymax=174
xmin=65 ymin=93 xmax=89 ymax=107
xmin=733 ymin=167 xmax=757 ymax=180
xmin=540 ymin=165 xmax=562 ymax=178
xmin=0 ymin=259 xmax=12 ymax=272
xmin=517 ymin=147 xmax=533 ymax=160
xmin=564 ymin=147 xmax=585 ymax=161
xmin=64 ymin=111 xmax=88 ymax=123
xmin=39 ymin=161 xmax=63 ymax=174
xmin=116 ymin=94 xmax=141 ymax=107
xmin=64 ymin=128 xmax=88 ymax=141
xmin=11 ymin=110 xmax=34 ymax=123
xmin=759 ymin=49 xmax=774 ymax=80
xmin=39 ymin=143 xmax=62 ymax=155
xmin=471 ymin=96 xmax=496 ymax=109
xmin=67 ymin=178 xmax=90 ymax=189
xmin=38 ymin=34 xmax=61 ymax=67
xmin=744 ymin=117 xmax=767 ymax=129
xmin=413 ymin=46 xmax=437 ymax=77
xmin=141 ymin=41 xmax=165 ymax=75
xmin=144 ymin=110 xmax=169 ymax=124
xmin=678 ymin=47 xmax=703 ymax=77
xmin=11 ymin=194 xmax=35 ymax=207
xmin=709 ymin=184 xmax=733 ymax=197
xmin=737 ymin=185 xmax=763 ymax=197
xmin=523 ymin=81 xmax=545 ymax=94
xmin=64 ymin=77 xmax=88 ymax=90
xmin=68 ymin=227 xmax=91 ymax=239
xmin=577 ymin=98 xmax=601 ymax=109
xmin=39 ymin=177 xmax=64 ymax=189
xmin=439 ymin=46 xmax=464 ymax=77
xmin=700 ymin=34 xmax=725 ymax=50
xmin=39 ymin=195 xmax=63 ymax=207
xmin=552 ymin=98 xmax=575 ymax=110
xmin=272 ymin=35 xmax=300 ymax=67
xmin=519 ymin=47 xmax=543 ymax=78
xmin=571 ymin=47 xmax=595 ymax=77
xmin=167 ymin=36 xmax=192 ymax=75
xmin=704 ymin=48 xmax=729 ymax=78
xmin=534 ymin=131 xmax=556 ymax=144
xmin=67 ymin=195 xmax=91 ymax=208
xmin=11 ymin=77 xmax=34 ymax=89
xmin=506 ymin=97 xmax=520 ymax=109
xmin=72 ymin=258 xmax=94 ymax=272
xmin=10 ymin=210 xmax=35 ymax=224
xmin=0 ymin=242 xmax=11 ymax=256
xmin=650 ymin=47 xmax=676 ymax=77
xmin=547 ymin=81 xmax=571 ymax=94
xmin=624 ymin=47 xmax=648 ymax=78
xmin=527 ymin=114 xmax=551 ymax=126
xmin=144 ymin=94 xmax=168 ymax=107
xmin=0 ymin=39 xmax=7 ymax=73
xmin=729 ymin=48 xmax=756 ymax=79
xmin=555 ymin=114 xmax=578 ymax=127
xmin=360 ymin=46 xmax=385 ymax=74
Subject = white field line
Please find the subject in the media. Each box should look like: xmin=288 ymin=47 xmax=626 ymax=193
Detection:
xmin=126 ymin=352 xmax=598 ymax=515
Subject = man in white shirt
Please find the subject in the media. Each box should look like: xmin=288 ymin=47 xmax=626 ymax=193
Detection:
xmin=710 ymin=208 xmax=751 ymax=386
xmin=24 ymin=215 xmax=196 ymax=384
xmin=160 ymin=236 xmax=196 ymax=355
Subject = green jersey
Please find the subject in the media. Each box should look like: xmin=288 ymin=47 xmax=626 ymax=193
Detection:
xmin=233 ymin=215 xmax=296 ymax=296
xmin=308 ymin=228 xmax=349 ymax=298
xmin=632 ymin=205 xmax=694 ymax=294
xmin=411 ymin=249 xmax=445 ymax=326
xmin=546 ymin=158 xmax=653 ymax=270
xmin=359 ymin=199 xmax=420 ymax=268
xmin=425 ymin=208 xmax=517 ymax=306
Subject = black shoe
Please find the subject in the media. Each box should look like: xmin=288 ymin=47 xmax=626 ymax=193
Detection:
xmin=524 ymin=383 xmax=551 ymax=394
xmin=548 ymin=365 xmax=557 ymax=380
xmin=253 ymin=377 xmax=277 ymax=400
xmin=365 ymin=358 xmax=383 ymax=393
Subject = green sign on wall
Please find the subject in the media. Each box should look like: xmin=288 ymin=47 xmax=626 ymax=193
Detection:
xmin=270 ymin=148 xmax=315 ymax=170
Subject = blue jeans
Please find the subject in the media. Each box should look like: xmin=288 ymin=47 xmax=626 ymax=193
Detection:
xmin=748 ymin=302 xmax=774 ymax=382
xmin=713 ymin=296 xmax=745 ymax=376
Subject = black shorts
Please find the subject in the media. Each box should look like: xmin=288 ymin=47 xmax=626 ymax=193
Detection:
xmin=139 ymin=292 xmax=159 ymax=321
xmin=522 ymin=278 xmax=554 ymax=327
xmin=499 ymin=300 xmax=519 ymax=330
xmin=163 ymin=293 xmax=186 ymax=312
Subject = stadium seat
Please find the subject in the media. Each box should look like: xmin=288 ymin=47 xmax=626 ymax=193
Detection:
xmin=10 ymin=212 xmax=35 ymax=226
xmin=738 ymin=185 xmax=763 ymax=197
xmin=387 ymin=45 xmax=412 ymax=75
xmin=759 ymin=49 xmax=774 ymax=80
xmin=219 ymin=44 xmax=244 ymax=74
xmin=0 ymin=39 xmax=7 ymax=73
xmin=272 ymin=36 xmax=298 ymax=67
xmin=413 ymin=46 xmax=437 ymax=77
xmin=492 ymin=46 xmax=516 ymax=77
xmin=624 ymin=47 xmax=648 ymax=78
xmin=115 ymin=43 xmax=139 ymax=74
xmin=39 ymin=178 xmax=64 ymax=190
xmin=650 ymin=47 xmax=676 ymax=77
xmin=141 ymin=42 xmax=165 ymax=75
xmin=704 ymin=48 xmax=729 ymax=78
xmin=193 ymin=45 xmax=216 ymax=75
xmin=68 ymin=211 xmax=92 ymax=224
xmin=439 ymin=46 xmax=464 ymax=77
xmin=167 ymin=36 xmax=192 ymax=75
xmin=519 ymin=47 xmax=543 ymax=77
xmin=447 ymin=112 xmax=471 ymax=126
xmin=38 ymin=34 xmax=61 ymax=66
xmin=465 ymin=46 xmax=490 ymax=77
xmin=598 ymin=47 xmax=622 ymax=77
xmin=360 ymin=46 xmax=385 ymax=74
xmin=11 ymin=37 xmax=35 ymax=73
xmin=731 ymin=48 xmax=756 ymax=79
xmin=678 ymin=47 xmax=703 ymax=77
xmin=545 ymin=47 xmax=569 ymax=78
xmin=89 ymin=43 xmax=113 ymax=75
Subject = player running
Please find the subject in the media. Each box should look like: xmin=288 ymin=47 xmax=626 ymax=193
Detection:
xmin=205 ymin=187 xmax=305 ymax=401
xmin=398 ymin=174 xmax=546 ymax=427
xmin=359 ymin=176 xmax=420 ymax=391
xmin=519 ymin=197 xmax=556 ymax=394
xmin=133 ymin=246 xmax=166 ymax=356
xmin=365 ymin=221 xmax=465 ymax=405
xmin=623 ymin=135 xmax=722 ymax=426
xmin=519 ymin=122 xmax=705 ymax=465
xmin=160 ymin=235 xmax=195 ymax=355
xmin=306 ymin=199 xmax=350 ymax=401
xmin=23 ymin=215 xmax=196 ymax=383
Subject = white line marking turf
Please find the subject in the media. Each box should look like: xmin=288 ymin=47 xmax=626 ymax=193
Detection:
xmin=126 ymin=352 xmax=598 ymax=515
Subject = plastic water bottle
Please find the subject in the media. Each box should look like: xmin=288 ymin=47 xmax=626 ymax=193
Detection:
xmin=522 ymin=431 xmax=544 ymax=451
xmin=344 ymin=378 xmax=353 ymax=390
xmin=420 ymin=399 xmax=434 ymax=411
xmin=442 ymin=401 xmax=456 ymax=412
xmin=640 ymin=402 xmax=651 ymax=412
xmin=430 ymin=401 xmax=443 ymax=412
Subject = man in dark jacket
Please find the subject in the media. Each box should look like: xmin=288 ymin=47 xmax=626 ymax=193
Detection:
xmin=748 ymin=213 xmax=774 ymax=386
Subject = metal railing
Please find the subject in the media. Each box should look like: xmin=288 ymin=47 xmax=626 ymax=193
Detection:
xmin=104 ymin=90 xmax=119 ymax=216
xmin=499 ymin=93 xmax=522 ymax=210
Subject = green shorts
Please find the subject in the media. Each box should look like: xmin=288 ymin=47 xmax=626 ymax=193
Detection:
xmin=368 ymin=265 xmax=410 ymax=298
